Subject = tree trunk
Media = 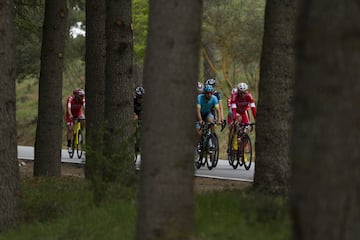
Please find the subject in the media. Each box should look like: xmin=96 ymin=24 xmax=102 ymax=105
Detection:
xmin=84 ymin=0 xmax=106 ymax=179
xmin=136 ymin=1 xmax=202 ymax=239
xmin=253 ymin=0 xmax=296 ymax=194
xmin=104 ymin=0 xmax=134 ymax=179
xmin=291 ymin=1 xmax=360 ymax=239
xmin=0 ymin=0 xmax=21 ymax=231
xmin=34 ymin=0 xmax=68 ymax=176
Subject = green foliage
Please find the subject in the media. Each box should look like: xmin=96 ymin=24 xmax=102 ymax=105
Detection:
xmin=202 ymin=0 xmax=265 ymax=92
xmin=133 ymin=0 xmax=149 ymax=64
xmin=85 ymin=124 xmax=139 ymax=206
xmin=0 ymin=181 xmax=290 ymax=240
xmin=195 ymin=190 xmax=291 ymax=240
xmin=20 ymin=177 xmax=91 ymax=223
xmin=15 ymin=0 xmax=44 ymax=80
xmin=0 ymin=177 xmax=137 ymax=240
xmin=14 ymin=0 xmax=86 ymax=81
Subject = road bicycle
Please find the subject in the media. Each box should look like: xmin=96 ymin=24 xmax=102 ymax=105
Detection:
xmin=228 ymin=122 xmax=255 ymax=170
xmin=194 ymin=122 xmax=219 ymax=170
xmin=68 ymin=117 xmax=85 ymax=159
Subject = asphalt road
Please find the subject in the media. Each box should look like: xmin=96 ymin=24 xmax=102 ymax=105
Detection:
xmin=17 ymin=146 xmax=253 ymax=182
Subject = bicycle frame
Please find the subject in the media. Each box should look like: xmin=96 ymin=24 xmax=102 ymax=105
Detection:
xmin=73 ymin=120 xmax=81 ymax=146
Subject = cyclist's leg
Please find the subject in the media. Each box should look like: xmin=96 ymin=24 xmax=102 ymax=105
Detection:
xmin=206 ymin=112 xmax=215 ymax=132
xmin=66 ymin=116 xmax=74 ymax=149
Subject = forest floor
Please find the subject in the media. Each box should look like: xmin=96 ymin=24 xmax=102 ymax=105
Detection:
xmin=18 ymin=159 xmax=251 ymax=192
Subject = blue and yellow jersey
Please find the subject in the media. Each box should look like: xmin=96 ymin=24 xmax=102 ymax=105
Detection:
xmin=197 ymin=94 xmax=219 ymax=114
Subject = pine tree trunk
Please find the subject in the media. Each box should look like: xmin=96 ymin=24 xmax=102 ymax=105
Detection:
xmin=34 ymin=0 xmax=68 ymax=176
xmin=136 ymin=1 xmax=202 ymax=239
xmin=104 ymin=0 xmax=133 ymax=158
xmin=0 ymin=0 xmax=21 ymax=231
xmin=253 ymin=0 xmax=296 ymax=194
xmin=84 ymin=0 xmax=106 ymax=179
xmin=291 ymin=1 xmax=360 ymax=239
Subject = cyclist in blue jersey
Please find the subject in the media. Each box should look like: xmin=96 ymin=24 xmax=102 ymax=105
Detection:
xmin=204 ymin=78 xmax=224 ymax=124
xmin=196 ymin=84 xmax=220 ymax=136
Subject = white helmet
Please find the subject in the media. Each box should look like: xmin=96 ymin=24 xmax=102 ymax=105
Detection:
xmin=197 ymin=82 xmax=204 ymax=93
xmin=231 ymin=88 xmax=238 ymax=94
xmin=237 ymin=82 xmax=248 ymax=92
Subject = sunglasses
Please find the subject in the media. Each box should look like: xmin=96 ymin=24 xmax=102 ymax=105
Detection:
xmin=239 ymin=92 xmax=246 ymax=95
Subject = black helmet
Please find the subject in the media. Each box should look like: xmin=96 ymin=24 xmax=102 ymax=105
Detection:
xmin=135 ymin=86 xmax=145 ymax=96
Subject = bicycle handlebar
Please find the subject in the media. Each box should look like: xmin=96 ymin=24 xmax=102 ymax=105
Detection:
xmin=71 ymin=117 xmax=86 ymax=120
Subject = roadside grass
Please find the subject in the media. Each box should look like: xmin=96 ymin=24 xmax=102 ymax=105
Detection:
xmin=0 ymin=178 xmax=290 ymax=240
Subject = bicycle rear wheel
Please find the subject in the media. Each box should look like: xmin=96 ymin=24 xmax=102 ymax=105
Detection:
xmin=76 ymin=130 xmax=83 ymax=159
xmin=240 ymin=134 xmax=252 ymax=170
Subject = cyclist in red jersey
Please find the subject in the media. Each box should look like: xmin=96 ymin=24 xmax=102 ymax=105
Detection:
xmin=65 ymin=88 xmax=85 ymax=151
xmin=227 ymin=83 xmax=256 ymax=153
xmin=227 ymin=87 xmax=238 ymax=125
xmin=231 ymin=82 xmax=256 ymax=124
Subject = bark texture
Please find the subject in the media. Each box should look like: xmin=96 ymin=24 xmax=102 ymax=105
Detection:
xmin=34 ymin=0 xmax=68 ymax=176
xmin=136 ymin=0 xmax=202 ymax=239
xmin=84 ymin=0 xmax=106 ymax=178
xmin=254 ymin=0 xmax=296 ymax=194
xmin=0 ymin=0 xmax=21 ymax=231
xmin=291 ymin=0 xmax=360 ymax=239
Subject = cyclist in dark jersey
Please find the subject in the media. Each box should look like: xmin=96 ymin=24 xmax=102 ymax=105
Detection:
xmin=134 ymin=86 xmax=144 ymax=160
xmin=134 ymin=86 xmax=144 ymax=120
xmin=204 ymin=78 xmax=224 ymax=124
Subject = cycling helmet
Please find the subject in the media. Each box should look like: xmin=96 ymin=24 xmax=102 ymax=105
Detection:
xmin=135 ymin=86 xmax=145 ymax=96
xmin=73 ymin=88 xmax=85 ymax=96
xmin=237 ymin=82 xmax=248 ymax=92
xmin=231 ymin=87 xmax=238 ymax=94
xmin=197 ymin=82 xmax=204 ymax=93
xmin=203 ymin=84 xmax=214 ymax=93
xmin=205 ymin=78 xmax=216 ymax=86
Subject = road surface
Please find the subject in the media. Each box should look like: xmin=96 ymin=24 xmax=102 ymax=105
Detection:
xmin=17 ymin=146 xmax=253 ymax=182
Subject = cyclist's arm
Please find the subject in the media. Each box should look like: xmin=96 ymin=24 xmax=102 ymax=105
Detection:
xmin=218 ymin=99 xmax=224 ymax=122
xmin=214 ymin=103 xmax=220 ymax=123
xmin=67 ymin=100 xmax=73 ymax=118
xmin=249 ymin=102 xmax=256 ymax=120
xmin=196 ymin=104 xmax=202 ymax=122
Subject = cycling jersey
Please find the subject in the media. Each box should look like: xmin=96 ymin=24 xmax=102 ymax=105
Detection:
xmin=134 ymin=97 xmax=142 ymax=119
xmin=197 ymin=94 xmax=219 ymax=116
xmin=65 ymin=96 xmax=85 ymax=125
xmin=230 ymin=92 xmax=256 ymax=124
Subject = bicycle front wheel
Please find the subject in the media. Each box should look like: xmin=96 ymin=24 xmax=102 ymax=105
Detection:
xmin=212 ymin=133 xmax=219 ymax=168
xmin=240 ymin=134 xmax=252 ymax=170
xmin=205 ymin=135 xmax=217 ymax=170
xmin=76 ymin=130 xmax=83 ymax=159
xmin=228 ymin=134 xmax=239 ymax=169
xmin=194 ymin=144 xmax=202 ymax=169
xmin=69 ymin=134 xmax=76 ymax=159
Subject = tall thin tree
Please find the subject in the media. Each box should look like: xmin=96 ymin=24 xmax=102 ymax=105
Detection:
xmin=84 ymin=0 xmax=106 ymax=178
xmin=104 ymin=0 xmax=133 ymax=163
xmin=253 ymin=0 xmax=296 ymax=194
xmin=34 ymin=0 xmax=68 ymax=176
xmin=0 ymin=0 xmax=20 ymax=231
xmin=291 ymin=0 xmax=360 ymax=239
xmin=136 ymin=0 xmax=202 ymax=239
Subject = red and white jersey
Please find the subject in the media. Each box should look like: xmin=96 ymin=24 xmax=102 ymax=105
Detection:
xmin=66 ymin=96 xmax=85 ymax=117
xmin=231 ymin=92 xmax=255 ymax=114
